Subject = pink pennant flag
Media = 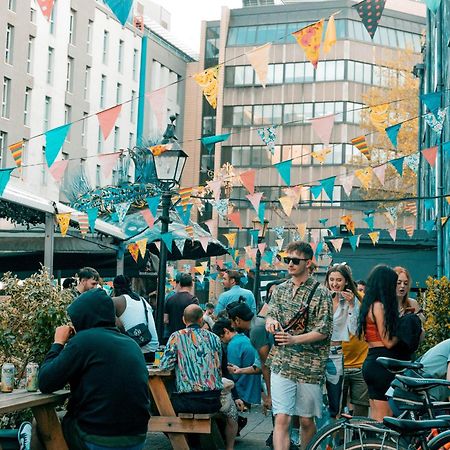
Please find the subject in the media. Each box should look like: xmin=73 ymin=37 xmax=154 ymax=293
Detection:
xmin=240 ymin=169 xmax=256 ymax=194
xmin=228 ymin=211 xmax=242 ymax=229
xmin=154 ymin=241 xmax=161 ymax=252
xmin=258 ymin=242 xmax=267 ymax=255
xmin=329 ymin=237 xmax=344 ymax=252
xmin=77 ymin=213 xmax=89 ymax=237
xmin=198 ymin=236 xmax=210 ymax=253
xmin=207 ymin=180 xmax=222 ymax=202
xmin=388 ymin=228 xmax=397 ymax=242
xmin=146 ymin=88 xmax=167 ymax=131
xmin=373 ymin=164 xmax=387 ymax=186
xmin=97 ymin=105 xmax=122 ymax=140
xmin=310 ymin=229 xmax=320 ymax=243
xmin=248 ymin=248 xmax=258 ymax=260
xmin=141 ymin=209 xmax=155 ymax=227
xmin=246 ymin=192 xmax=263 ymax=213
xmin=341 ymin=174 xmax=354 ymax=196
xmin=217 ymin=259 xmax=224 ymax=269
xmin=37 ymin=0 xmax=55 ymax=20
xmin=49 ymin=159 xmax=68 ymax=183
xmin=279 ymin=195 xmax=294 ymax=217
xmin=422 ymin=146 xmax=438 ymax=168
xmin=284 ymin=186 xmax=302 ymax=204
xmin=405 ymin=225 xmax=414 ymax=238
xmin=98 ymin=152 xmax=121 ymax=177
xmin=204 ymin=219 xmax=214 ymax=234
xmin=310 ymin=114 xmax=335 ymax=146
xmin=246 ymin=43 xmax=272 ymax=88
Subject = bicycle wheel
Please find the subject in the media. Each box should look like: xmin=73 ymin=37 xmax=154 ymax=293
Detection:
xmin=428 ymin=430 xmax=450 ymax=450
xmin=306 ymin=417 xmax=379 ymax=450
xmin=335 ymin=439 xmax=408 ymax=450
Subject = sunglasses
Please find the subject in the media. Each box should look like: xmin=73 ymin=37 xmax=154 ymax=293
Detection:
xmin=283 ymin=257 xmax=310 ymax=265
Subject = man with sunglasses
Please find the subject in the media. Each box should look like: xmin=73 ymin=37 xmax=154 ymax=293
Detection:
xmin=265 ymin=241 xmax=332 ymax=450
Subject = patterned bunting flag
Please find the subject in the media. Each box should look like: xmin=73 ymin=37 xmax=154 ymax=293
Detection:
xmin=137 ymin=239 xmax=148 ymax=258
xmin=9 ymin=141 xmax=23 ymax=167
xmin=323 ymin=14 xmax=337 ymax=54
xmin=275 ymin=238 xmax=284 ymax=251
xmin=311 ymin=147 xmax=332 ymax=164
xmin=185 ymin=226 xmax=194 ymax=240
xmin=348 ymin=234 xmax=361 ymax=252
xmin=369 ymin=103 xmax=389 ymax=132
xmin=174 ymin=239 xmax=186 ymax=255
xmin=292 ymin=19 xmax=324 ymax=69
xmin=115 ymin=202 xmax=131 ymax=224
xmin=405 ymin=225 xmax=414 ymax=238
xmin=257 ymin=126 xmax=277 ymax=154
xmin=355 ymin=167 xmax=373 ymax=189
xmin=201 ymin=133 xmax=231 ymax=153
xmin=424 ymin=107 xmax=446 ymax=134
xmin=341 ymin=215 xmax=355 ymax=234
xmin=404 ymin=201 xmax=417 ymax=216
xmin=384 ymin=206 xmax=398 ymax=226
xmin=422 ymin=146 xmax=438 ymax=168
xmin=329 ymin=238 xmax=344 ymax=252
xmin=210 ymin=199 xmax=229 ymax=218
xmin=404 ymin=154 xmax=419 ymax=174
xmin=77 ymin=213 xmax=89 ymax=237
xmin=193 ymin=66 xmax=219 ymax=109
xmin=273 ymin=226 xmax=285 ymax=239
xmin=368 ymin=231 xmax=380 ymax=245
xmin=179 ymin=187 xmax=193 ymax=209
xmin=353 ymin=0 xmax=386 ymax=39
xmin=274 ymin=160 xmax=292 ymax=186
xmin=351 ymin=136 xmax=370 ymax=160
xmin=246 ymin=43 xmax=272 ymax=88
xmin=127 ymin=243 xmax=140 ymax=263
xmin=56 ymin=213 xmax=71 ymax=237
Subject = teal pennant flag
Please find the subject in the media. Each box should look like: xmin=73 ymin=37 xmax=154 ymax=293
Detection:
xmin=421 ymin=91 xmax=442 ymax=112
xmin=104 ymin=0 xmax=133 ymax=25
xmin=362 ymin=216 xmax=374 ymax=230
xmin=258 ymin=202 xmax=266 ymax=223
xmin=161 ymin=232 xmax=173 ymax=251
xmin=348 ymin=234 xmax=361 ymax=252
xmin=315 ymin=242 xmax=323 ymax=257
xmin=250 ymin=229 xmax=259 ymax=247
xmin=385 ymin=123 xmax=401 ymax=148
xmin=321 ymin=176 xmax=336 ymax=201
xmin=274 ymin=160 xmax=292 ymax=185
xmin=146 ymin=195 xmax=161 ymax=217
xmin=424 ymin=0 xmax=442 ymax=14
xmin=0 ymin=168 xmax=14 ymax=196
xmin=442 ymin=141 xmax=450 ymax=155
xmin=424 ymin=219 xmax=435 ymax=232
xmin=175 ymin=204 xmax=192 ymax=226
xmin=328 ymin=226 xmax=338 ymax=236
xmin=424 ymin=199 xmax=434 ymax=210
xmin=390 ymin=157 xmax=404 ymax=177
xmin=310 ymin=185 xmax=323 ymax=199
xmin=318 ymin=218 xmax=328 ymax=226
xmin=45 ymin=124 xmax=71 ymax=167
xmin=86 ymin=207 xmax=99 ymax=233
xmin=115 ymin=202 xmax=131 ymax=224
xmin=201 ymin=133 xmax=231 ymax=153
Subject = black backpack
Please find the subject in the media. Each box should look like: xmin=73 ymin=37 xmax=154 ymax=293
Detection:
xmin=396 ymin=312 xmax=422 ymax=356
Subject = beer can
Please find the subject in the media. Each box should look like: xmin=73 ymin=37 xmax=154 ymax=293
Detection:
xmin=154 ymin=352 xmax=163 ymax=367
xmin=25 ymin=363 xmax=39 ymax=392
xmin=1 ymin=363 xmax=15 ymax=393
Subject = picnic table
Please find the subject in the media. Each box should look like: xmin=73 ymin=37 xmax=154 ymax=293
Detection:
xmin=0 ymin=389 xmax=69 ymax=450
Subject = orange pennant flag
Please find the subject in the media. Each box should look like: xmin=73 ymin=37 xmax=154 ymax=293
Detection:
xmin=223 ymin=232 xmax=236 ymax=248
xmin=292 ymin=19 xmax=324 ymax=69
xmin=36 ymin=0 xmax=55 ymax=21
xmin=136 ymin=238 xmax=148 ymax=258
xmin=240 ymin=169 xmax=256 ymax=194
xmin=193 ymin=66 xmax=219 ymax=109
xmin=341 ymin=215 xmax=355 ymax=235
xmin=246 ymin=43 xmax=272 ymax=88
xmin=128 ymin=243 xmax=140 ymax=262
xmin=228 ymin=211 xmax=242 ymax=229
xmin=56 ymin=213 xmax=71 ymax=237
xmin=405 ymin=225 xmax=414 ymax=238
xmin=97 ymin=105 xmax=122 ymax=140
xmin=297 ymin=223 xmax=307 ymax=240
xmin=279 ymin=196 xmax=294 ymax=217
xmin=368 ymin=231 xmax=380 ymax=246
xmin=323 ymin=14 xmax=337 ymax=54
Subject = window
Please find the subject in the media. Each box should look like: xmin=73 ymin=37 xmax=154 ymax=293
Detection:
xmin=0 ymin=132 xmax=8 ymax=165
xmin=130 ymin=90 xmax=136 ymax=121
xmin=346 ymin=102 xmax=362 ymax=124
xmin=81 ymin=112 xmax=88 ymax=147
xmin=44 ymin=96 xmax=51 ymax=131
xmin=96 ymin=164 xmax=101 ymax=186
xmin=283 ymin=144 xmax=311 ymax=165
xmin=100 ymin=75 xmax=106 ymax=108
xmin=118 ymin=39 xmax=124 ymax=72
xmin=69 ymin=9 xmax=76 ymax=44
xmin=84 ymin=66 xmax=91 ymax=100
xmin=116 ymin=83 xmax=122 ymax=104
xmin=47 ymin=47 xmax=54 ymax=84
xmin=114 ymin=126 xmax=120 ymax=149
xmin=8 ymin=0 xmax=16 ymax=11
xmin=27 ymin=36 xmax=34 ymax=74
xmin=87 ymin=20 xmax=93 ymax=53
xmin=103 ymin=30 xmax=109 ymax=64
xmin=266 ymin=64 xmax=284 ymax=85
xmin=30 ymin=8 xmax=36 ymax=23
xmin=64 ymin=105 xmax=71 ymax=140
xmin=49 ymin=0 xmax=56 ymax=34
xmin=5 ymin=24 xmax=14 ymax=64
xmin=128 ymin=132 xmax=134 ymax=149
xmin=66 ymin=57 xmax=74 ymax=92
xmin=24 ymin=87 xmax=31 ymax=126
xmin=97 ymin=127 xmax=103 ymax=153
xmin=1 ymin=77 xmax=11 ymax=119
xmin=132 ymin=49 xmax=139 ymax=80
xmin=42 ymin=147 xmax=47 ymax=184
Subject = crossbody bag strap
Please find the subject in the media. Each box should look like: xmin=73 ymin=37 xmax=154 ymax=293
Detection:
xmin=302 ymin=281 xmax=320 ymax=331
xmin=140 ymin=297 xmax=149 ymax=326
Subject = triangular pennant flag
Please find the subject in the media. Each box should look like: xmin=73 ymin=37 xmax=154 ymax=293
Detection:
xmin=353 ymin=0 xmax=386 ymax=39
xmin=315 ymin=241 xmax=324 ymax=258
xmin=136 ymin=238 xmax=148 ymax=258
xmin=385 ymin=123 xmax=401 ymax=148
xmin=446 ymin=196 xmax=450 ymax=204
xmin=201 ymin=133 xmax=231 ymax=154
xmin=248 ymin=248 xmax=258 ymax=260
xmin=405 ymin=225 xmax=414 ymax=238
xmin=404 ymin=201 xmax=417 ymax=216
xmin=240 ymin=170 xmax=256 ymax=194
xmin=146 ymin=195 xmax=161 ymax=217
xmin=284 ymin=186 xmax=303 ymax=204
xmin=363 ymin=216 xmax=375 ymax=230
xmin=297 ymin=223 xmax=307 ymax=240
xmin=351 ymin=136 xmax=370 ymax=160
xmin=342 ymin=215 xmax=355 ymax=235
xmin=292 ymin=19 xmax=324 ymax=69
xmin=115 ymin=202 xmax=131 ymax=224
xmin=198 ymin=236 xmax=210 ymax=253
xmin=279 ymin=196 xmax=294 ymax=217
xmin=141 ymin=209 xmax=155 ymax=228
xmin=210 ymin=199 xmax=229 ymax=218
xmin=244 ymin=245 xmax=252 ymax=256
xmin=424 ymin=0 xmax=441 ymax=13
xmin=176 ymin=204 xmax=193 ymax=226
xmin=210 ymin=272 xmax=219 ymax=280
xmin=275 ymin=238 xmax=284 ymax=251
xmin=328 ymin=226 xmax=339 ymax=236
xmin=56 ymin=213 xmax=71 ymax=237
xmin=441 ymin=216 xmax=449 ymax=227
xmin=246 ymin=192 xmax=263 ymax=213
xmin=228 ymin=211 xmax=242 ymax=229
xmin=311 ymin=184 xmax=324 ymax=200
xmin=154 ymin=241 xmax=161 ymax=252
xmin=310 ymin=114 xmax=335 ymax=146
xmin=421 ymin=91 xmax=442 ymax=112
xmin=77 ymin=213 xmax=89 ymax=237
xmin=195 ymin=265 xmax=206 ymax=275
xmin=204 ymin=219 xmax=214 ymax=234
xmin=86 ymin=207 xmax=98 ymax=233
xmin=341 ymin=174 xmax=354 ymax=196
xmin=9 ymin=141 xmax=24 ymax=167
xmin=249 ymin=230 xmax=259 ymax=247
xmin=424 ymin=108 xmax=447 ymax=134
xmin=49 ymin=159 xmax=69 ymax=183
xmin=98 ymin=152 xmax=121 ymax=177
xmin=128 ymin=243 xmax=140 ymax=263
xmin=146 ymin=88 xmax=167 ymax=131
xmin=185 ymin=226 xmax=194 ymax=240
xmin=368 ymin=231 xmax=380 ymax=245
xmin=405 ymin=154 xmax=419 ymax=174
xmin=329 ymin=237 xmax=344 ymax=252
xmin=274 ymin=160 xmax=292 ymax=185
xmin=369 ymin=103 xmax=389 ymax=132
xmin=193 ymin=66 xmax=219 ymax=109
xmin=257 ymin=126 xmax=277 ymax=154
xmin=348 ymin=234 xmax=361 ymax=251
xmin=424 ymin=220 xmax=435 ymax=233
xmin=258 ymin=242 xmax=266 ymax=255
xmin=207 ymin=180 xmax=222 ymax=202
xmin=311 ymin=147 xmax=332 ymax=164
xmin=422 ymin=146 xmax=438 ymax=168
xmin=258 ymin=202 xmax=266 ymax=223
xmin=45 ymin=124 xmax=71 ymax=167
xmin=385 ymin=206 xmax=398 ymax=226
xmin=174 ymin=239 xmax=185 ymax=254
xmin=310 ymin=229 xmax=320 ymax=243
xmin=161 ymin=232 xmax=173 ymax=251
xmin=388 ymin=228 xmax=397 ymax=241
xmin=364 ymin=209 xmax=375 ymax=216
xmin=424 ymin=199 xmax=434 ymax=210
xmin=97 ymin=105 xmax=122 ymax=140
xmin=223 ymin=232 xmax=236 ymax=248
xmin=321 ymin=176 xmax=336 ymax=201
xmin=355 ymin=167 xmax=373 ymax=189
xmin=273 ymin=226 xmax=285 ymax=239
xmin=36 ymin=0 xmax=55 ymax=20
xmin=104 ymin=0 xmax=133 ymax=25
xmin=390 ymin=157 xmax=404 ymax=177
xmin=373 ymin=164 xmax=387 ymax=185
xmin=319 ymin=218 xmax=329 ymax=226
xmin=262 ymin=250 xmax=273 ymax=264
xmin=323 ymin=14 xmax=337 ymax=54
xmin=246 ymin=43 xmax=272 ymax=88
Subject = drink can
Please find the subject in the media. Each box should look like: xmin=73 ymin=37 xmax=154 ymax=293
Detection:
xmin=1 ymin=363 xmax=15 ymax=393
xmin=25 ymin=363 xmax=39 ymax=392
xmin=154 ymin=351 xmax=163 ymax=367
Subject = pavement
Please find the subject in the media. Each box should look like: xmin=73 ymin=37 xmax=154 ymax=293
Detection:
xmin=143 ymin=406 xmax=273 ymax=449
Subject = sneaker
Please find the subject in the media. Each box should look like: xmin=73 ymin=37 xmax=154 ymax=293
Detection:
xmin=18 ymin=421 xmax=32 ymax=450
xmin=291 ymin=428 xmax=300 ymax=446
xmin=265 ymin=430 xmax=274 ymax=448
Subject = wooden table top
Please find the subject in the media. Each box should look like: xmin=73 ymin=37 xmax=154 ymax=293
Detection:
xmin=0 ymin=389 xmax=70 ymax=414
xmin=148 ymin=367 xmax=171 ymax=377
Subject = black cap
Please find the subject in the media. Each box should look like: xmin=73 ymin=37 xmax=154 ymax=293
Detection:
xmin=227 ymin=302 xmax=254 ymax=322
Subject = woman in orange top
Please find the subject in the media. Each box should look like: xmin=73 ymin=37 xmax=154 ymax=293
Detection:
xmin=358 ymin=265 xmax=401 ymax=421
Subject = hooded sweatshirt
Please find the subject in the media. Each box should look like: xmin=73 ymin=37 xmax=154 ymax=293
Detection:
xmin=38 ymin=288 xmax=150 ymax=437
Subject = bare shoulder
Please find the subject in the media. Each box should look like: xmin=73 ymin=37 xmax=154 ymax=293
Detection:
xmin=407 ymin=298 xmax=420 ymax=311
xmin=112 ymin=295 xmax=126 ymax=315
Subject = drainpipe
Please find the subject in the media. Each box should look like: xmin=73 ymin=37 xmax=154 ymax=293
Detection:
xmin=414 ymin=63 xmax=425 ymax=229
xmin=136 ymin=34 xmax=148 ymax=146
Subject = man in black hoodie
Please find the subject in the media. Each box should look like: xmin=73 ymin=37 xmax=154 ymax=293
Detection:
xmin=38 ymin=288 xmax=150 ymax=450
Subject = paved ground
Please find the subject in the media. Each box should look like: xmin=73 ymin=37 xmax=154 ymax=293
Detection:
xmin=143 ymin=406 xmax=273 ymax=449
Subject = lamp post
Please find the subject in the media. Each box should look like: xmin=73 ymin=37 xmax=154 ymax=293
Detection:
xmin=150 ymin=116 xmax=188 ymax=340
xmin=251 ymin=218 xmax=269 ymax=309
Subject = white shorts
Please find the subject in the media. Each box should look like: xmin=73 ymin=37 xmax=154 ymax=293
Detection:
xmin=271 ymin=372 xmax=322 ymax=418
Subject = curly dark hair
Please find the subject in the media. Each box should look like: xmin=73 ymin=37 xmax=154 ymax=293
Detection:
xmin=325 ymin=264 xmax=359 ymax=299
xmin=358 ymin=265 xmax=399 ymax=340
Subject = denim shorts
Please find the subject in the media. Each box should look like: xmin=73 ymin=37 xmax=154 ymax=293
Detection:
xmin=271 ymin=372 xmax=322 ymax=418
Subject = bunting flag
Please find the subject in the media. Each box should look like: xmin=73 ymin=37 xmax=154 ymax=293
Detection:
xmin=174 ymin=239 xmax=186 ymax=255
xmin=9 ymin=141 xmax=23 ymax=167
xmin=310 ymin=114 xmax=335 ymax=146
xmin=279 ymin=196 xmax=294 ymax=217
xmin=319 ymin=218 xmax=328 ymax=226
xmin=442 ymin=141 xmax=450 ymax=155
xmin=149 ymin=144 xmax=168 ymax=156
xmin=329 ymin=237 xmax=344 ymax=252
xmin=228 ymin=211 xmax=242 ymax=229
xmin=368 ymin=231 xmax=380 ymax=245
xmin=128 ymin=243 xmax=140 ymax=263
xmin=193 ymin=66 xmax=219 ymax=109
xmin=185 ymin=226 xmax=194 ymax=240
xmin=405 ymin=225 xmax=414 ymax=238
xmin=98 ymin=152 xmax=121 ymax=177
xmin=223 ymin=232 xmax=236 ymax=248
xmin=45 ymin=124 xmax=71 ymax=168
xmin=179 ymin=187 xmax=193 ymax=209
xmin=424 ymin=220 xmax=435 ymax=233
xmin=385 ymin=206 xmax=398 ymax=226
xmin=323 ymin=14 xmax=337 ymax=54
xmin=404 ymin=201 xmax=417 ymax=216
xmin=388 ymin=228 xmax=397 ymax=241
xmin=351 ymin=136 xmax=370 ymax=160
xmin=176 ymin=204 xmax=192 ymax=226
xmin=154 ymin=241 xmax=161 ymax=251
xmin=328 ymin=225 xmax=339 ymax=236
xmin=355 ymin=167 xmax=373 ymax=189
xmin=373 ymin=164 xmax=387 ymax=185
xmin=404 ymin=154 xmax=419 ymax=174
xmin=36 ymin=0 xmax=55 ymax=20
xmin=284 ymin=186 xmax=303 ymax=204
xmin=210 ymin=199 xmax=229 ymax=218
xmin=369 ymin=103 xmax=389 ymax=132
xmin=240 ymin=169 xmax=256 ymax=194
xmin=258 ymin=242 xmax=267 ymax=255
xmin=390 ymin=157 xmax=405 ymax=177
xmin=292 ymin=19 xmax=324 ymax=69
xmin=422 ymin=146 xmax=438 ymax=168
xmin=341 ymin=174 xmax=354 ymax=196
xmin=49 ymin=159 xmax=69 ymax=183
xmin=273 ymin=226 xmax=285 ymax=239
xmin=315 ymin=241 xmax=324 ymax=258
xmin=246 ymin=43 xmax=272 ymax=88
xmin=161 ymin=232 xmax=173 ymax=251
xmin=424 ymin=199 xmax=434 ymax=210
xmin=87 ymin=207 xmax=99 ymax=233
xmin=56 ymin=213 xmax=71 ymax=237
xmin=274 ymin=160 xmax=292 ymax=185
xmin=249 ymin=229 xmax=259 ymax=247
xmin=385 ymin=123 xmax=401 ymax=148
xmin=141 ymin=209 xmax=155 ymax=228
xmin=441 ymin=216 xmax=449 ymax=227
xmin=198 ymin=236 xmax=210 ymax=253
xmin=77 ymin=213 xmax=89 ymax=237
xmin=421 ymin=91 xmax=441 ymax=113
xmin=201 ymin=133 xmax=231 ymax=153
xmin=146 ymin=88 xmax=167 ymax=131
xmin=348 ymin=234 xmax=361 ymax=252
xmin=424 ymin=0 xmax=442 ymax=14
xmin=97 ymin=105 xmax=122 ymax=140
xmin=363 ymin=216 xmax=375 ymax=230
xmin=104 ymin=0 xmax=133 ymax=25
xmin=146 ymin=195 xmax=161 ymax=217
xmin=257 ymin=126 xmax=277 ymax=154
xmin=246 ymin=192 xmax=263 ymax=213
xmin=321 ymin=176 xmax=336 ymax=201
xmin=258 ymin=202 xmax=266 ymax=223
xmin=353 ymin=0 xmax=386 ymax=39
xmin=136 ymin=238 xmax=148 ymax=258
xmin=311 ymin=147 xmax=332 ymax=164
xmin=424 ymin=108 xmax=446 ymax=134
xmin=115 ymin=202 xmax=131 ymax=224
xmin=342 ymin=215 xmax=355 ymax=234
xmin=297 ymin=223 xmax=307 ymax=240
xmin=364 ymin=209 xmax=375 ymax=216
xmin=206 ymin=179 xmax=222 ymax=202
xmin=275 ymin=238 xmax=284 ymax=250
xmin=310 ymin=229 xmax=320 ymax=243
xmin=203 ymin=219 xmax=214 ymax=234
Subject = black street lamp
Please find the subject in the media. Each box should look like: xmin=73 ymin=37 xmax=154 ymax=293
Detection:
xmin=150 ymin=115 xmax=188 ymax=340
xmin=251 ymin=218 xmax=269 ymax=309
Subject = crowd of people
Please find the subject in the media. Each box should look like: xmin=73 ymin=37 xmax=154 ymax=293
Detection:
xmin=22 ymin=241 xmax=448 ymax=450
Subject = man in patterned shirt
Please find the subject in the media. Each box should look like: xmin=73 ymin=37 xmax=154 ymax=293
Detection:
xmin=266 ymin=241 xmax=332 ymax=450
